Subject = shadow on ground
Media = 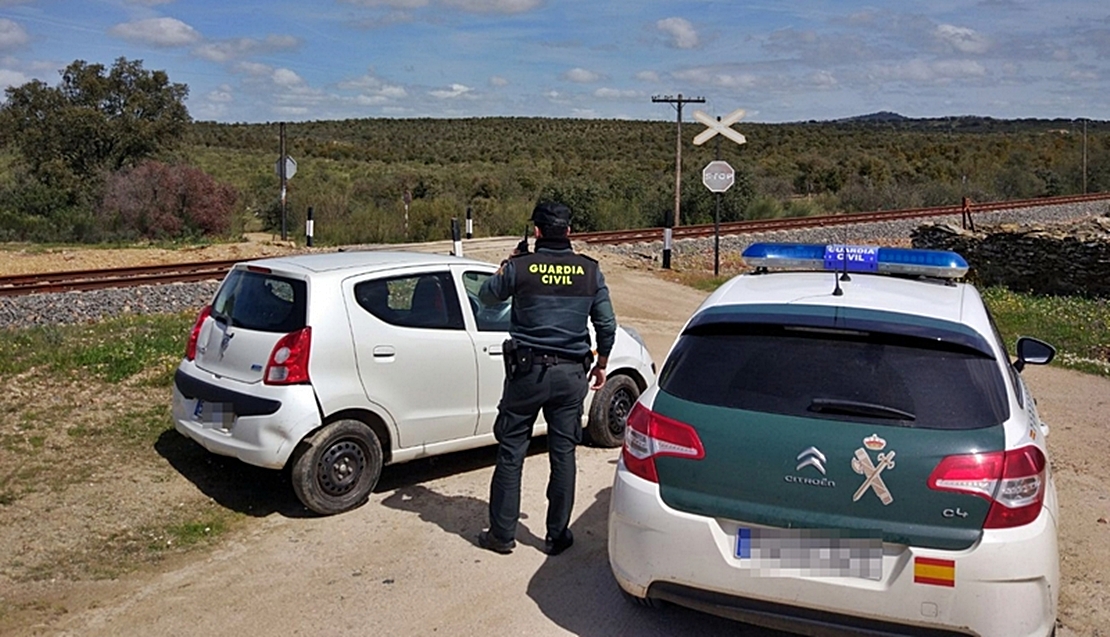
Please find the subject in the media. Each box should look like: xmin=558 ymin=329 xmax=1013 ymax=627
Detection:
xmin=525 ymin=485 xmax=790 ymax=637
xmin=155 ymin=428 xmax=552 ymax=520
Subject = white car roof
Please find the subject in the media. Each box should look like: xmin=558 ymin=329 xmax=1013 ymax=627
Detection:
xmin=703 ymin=271 xmax=984 ymax=329
xmin=239 ymin=250 xmax=494 ymax=275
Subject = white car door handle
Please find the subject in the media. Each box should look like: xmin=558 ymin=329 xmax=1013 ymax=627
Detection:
xmin=488 ymin=344 xmax=503 ymax=357
xmin=373 ymin=345 xmax=396 ymax=359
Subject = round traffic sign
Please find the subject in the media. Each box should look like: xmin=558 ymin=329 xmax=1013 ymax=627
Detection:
xmin=702 ymin=160 xmax=735 ymax=193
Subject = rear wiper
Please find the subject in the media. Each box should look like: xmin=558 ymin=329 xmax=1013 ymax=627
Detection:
xmin=809 ymin=398 xmax=915 ymax=421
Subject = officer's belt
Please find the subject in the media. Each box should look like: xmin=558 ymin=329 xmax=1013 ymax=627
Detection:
xmin=531 ymin=350 xmax=585 ymax=366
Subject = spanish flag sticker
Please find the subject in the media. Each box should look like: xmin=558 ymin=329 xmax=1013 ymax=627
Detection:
xmin=914 ymin=557 xmax=956 ymax=587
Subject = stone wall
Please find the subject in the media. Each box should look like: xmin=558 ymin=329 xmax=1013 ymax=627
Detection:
xmin=910 ymin=214 xmax=1110 ymax=298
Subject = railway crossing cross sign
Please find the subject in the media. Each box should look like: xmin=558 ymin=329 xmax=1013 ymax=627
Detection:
xmin=693 ymin=108 xmax=747 ymax=147
xmin=703 ymin=160 xmax=735 ymax=193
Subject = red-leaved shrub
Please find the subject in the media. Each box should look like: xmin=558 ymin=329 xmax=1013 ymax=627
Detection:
xmin=99 ymin=161 xmax=238 ymax=240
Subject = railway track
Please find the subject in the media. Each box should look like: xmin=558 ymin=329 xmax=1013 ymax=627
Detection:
xmin=577 ymin=192 xmax=1110 ymax=245
xmin=3 ymin=192 xmax=1108 ymax=297
xmin=0 ymin=259 xmax=243 ymax=297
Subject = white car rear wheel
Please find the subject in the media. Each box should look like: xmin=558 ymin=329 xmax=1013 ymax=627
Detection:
xmin=291 ymin=419 xmax=383 ymax=515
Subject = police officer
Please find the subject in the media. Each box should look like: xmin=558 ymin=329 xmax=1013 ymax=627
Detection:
xmin=477 ymin=201 xmax=617 ymax=556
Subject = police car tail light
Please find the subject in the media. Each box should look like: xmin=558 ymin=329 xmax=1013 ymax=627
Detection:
xmin=927 ymin=446 xmax=1046 ymax=529
xmin=185 ymin=305 xmax=212 ymax=361
xmin=621 ymin=403 xmax=705 ymax=483
xmin=264 ymin=327 xmax=312 ymax=385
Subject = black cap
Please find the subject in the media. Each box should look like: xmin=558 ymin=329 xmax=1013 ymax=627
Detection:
xmin=531 ymin=202 xmax=571 ymax=228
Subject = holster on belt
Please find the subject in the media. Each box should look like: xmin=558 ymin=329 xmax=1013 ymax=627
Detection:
xmin=502 ymin=339 xmax=532 ymax=379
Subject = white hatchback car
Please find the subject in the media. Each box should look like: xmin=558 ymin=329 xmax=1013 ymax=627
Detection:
xmin=608 ymin=243 xmax=1059 ymax=637
xmin=171 ymin=251 xmax=655 ymax=515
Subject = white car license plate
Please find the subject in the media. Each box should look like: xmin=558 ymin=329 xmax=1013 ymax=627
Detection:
xmin=193 ymin=400 xmax=235 ymax=429
xmin=736 ymin=527 xmax=883 ymax=580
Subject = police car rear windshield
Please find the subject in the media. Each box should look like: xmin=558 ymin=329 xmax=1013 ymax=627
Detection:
xmin=659 ymin=323 xmax=1010 ymax=430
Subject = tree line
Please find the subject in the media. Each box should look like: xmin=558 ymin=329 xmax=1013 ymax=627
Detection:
xmin=2 ymin=57 xmax=1107 ymax=245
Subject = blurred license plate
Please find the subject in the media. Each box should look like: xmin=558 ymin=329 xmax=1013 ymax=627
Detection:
xmin=736 ymin=527 xmax=883 ymax=580
xmin=193 ymin=400 xmax=235 ymax=429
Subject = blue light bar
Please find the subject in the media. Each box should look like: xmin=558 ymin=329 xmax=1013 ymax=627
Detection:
xmin=742 ymin=243 xmax=969 ymax=279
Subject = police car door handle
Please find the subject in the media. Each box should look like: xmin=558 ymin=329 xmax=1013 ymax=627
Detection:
xmin=488 ymin=344 xmax=503 ymax=357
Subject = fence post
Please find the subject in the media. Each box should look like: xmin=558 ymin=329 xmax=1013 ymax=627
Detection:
xmin=465 ymin=206 xmax=473 ymax=239
xmin=306 ymin=206 xmax=314 ymax=247
xmin=451 ymin=217 xmax=463 ymax=256
xmin=662 ymin=209 xmax=674 ymax=269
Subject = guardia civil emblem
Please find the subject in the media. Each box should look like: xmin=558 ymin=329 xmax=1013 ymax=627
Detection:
xmin=852 ymin=434 xmax=896 ymax=505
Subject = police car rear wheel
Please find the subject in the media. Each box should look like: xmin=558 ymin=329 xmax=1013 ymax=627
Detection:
xmin=586 ymin=375 xmax=639 ymax=448
xmin=291 ymin=419 xmax=383 ymax=515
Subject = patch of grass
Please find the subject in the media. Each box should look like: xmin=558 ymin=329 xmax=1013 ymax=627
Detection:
xmin=981 ymin=287 xmax=1110 ymax=376
xmin=154 ymin=515 xmax=234 ymax=551
xmin=116 ymin=404 xmax=173 ymax=446
xmin=0 ymin=312 xmax=192 ymax=382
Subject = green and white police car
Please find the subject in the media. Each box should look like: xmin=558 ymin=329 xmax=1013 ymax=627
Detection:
xmin=608 ymin=243 xmax=1059 ymax=636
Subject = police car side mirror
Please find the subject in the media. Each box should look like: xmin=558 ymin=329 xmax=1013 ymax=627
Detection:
xmin=1013 ymin=336 xmax=1056 ymax=372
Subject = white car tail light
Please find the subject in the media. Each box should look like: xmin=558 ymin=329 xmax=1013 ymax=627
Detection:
xmin=927 ymin=446 xmax=1047 ymax=529
xmin=185 ymin=305 xmax=212 ymax=361
xmin=264 ymin=327 xmax=312 ymax=385
xmin=621 ymin=403 xmax=705 ymax=483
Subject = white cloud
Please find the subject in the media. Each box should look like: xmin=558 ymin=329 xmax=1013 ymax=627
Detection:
xmin=935 ymin=24 xmax=989 ymax=55
xmin=1067 ymin=69 xmax=1098 ymax=81
xmin=564 ymin=67 xmax=600 ymax=83
xmin=595 ymin=87 xmax=637 ymax=99
xmin=635 ymin=70 xmax=660 ymax=82
xmin=672 ymin=68 xmax=758 ymax=89
xmin=429 ymin=83 xmax=472 ymax=98
xmin=877 ymin=58 xmax=987 ymax=83
xmin=272 ymin=68 xmax=305 ymax=88
xmin=110 ymin=17 xmax=200 ymax=47
xmin=194 ymin=34 xmax=299 ymax=63
xmin=274 ymin=106 xmax=309 ymax=116
xmin=342 ymin=0 xmax=429 ymax=7
xmin=657 ymin=17 xmax=699 ymax=49
xmin=442 ymin=0 xmax=540 ymax=14
xmin=337 ymin=69 xmax=408 ymax=101
xmin=234 ymin=61 xmax=272 ymax=76
xmin=0 ymin=18 xmax=29 ymax=50
xmin=343 ymin=0 xmax=538 ymax=11
xmin=809 ymin=71 xmax=838 ymax=88
xmin=207 ymin=84 xmax=234 ymax=103
xmin=380 ymin=85 xmax=407 ymax=98
xmin=489 ymin=75 xmax=508 ymax=87
xmin=338 ymin=70 xmax=383 ymax=91
xmin=0 ymin=67 xmax=30 ymax=88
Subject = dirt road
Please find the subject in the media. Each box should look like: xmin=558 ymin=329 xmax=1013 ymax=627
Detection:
xmin=2 ymin=244 xmax=1107 ymax=636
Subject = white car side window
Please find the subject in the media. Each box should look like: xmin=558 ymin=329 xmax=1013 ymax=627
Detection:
xmin=461 ymin=271 xmax=511 ymax=332
xmin=354 ymin=272 xmax=464 ymax=330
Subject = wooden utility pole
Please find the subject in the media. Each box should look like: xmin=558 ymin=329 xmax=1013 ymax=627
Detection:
xmin=279 ymin=122 xmax=287 ymax=240
xmin=653 ymin=94 xmax=705 ymax=227
xmin=1083 ymin=118 xmax=1088 ymax=194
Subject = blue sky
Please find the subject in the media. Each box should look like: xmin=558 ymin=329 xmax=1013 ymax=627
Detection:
xmin=0 ymin=0 xmax=1108 ymax=124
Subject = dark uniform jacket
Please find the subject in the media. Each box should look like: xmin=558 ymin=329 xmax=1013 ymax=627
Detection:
xmin=479 ymin=240 xmax=616 ymax=360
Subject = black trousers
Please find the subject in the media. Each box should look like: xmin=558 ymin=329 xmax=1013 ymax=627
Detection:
xmin=487 ymin=360 xmax=588 ymax=544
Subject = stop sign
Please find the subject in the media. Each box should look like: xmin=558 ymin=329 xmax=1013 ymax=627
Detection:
xmin=702 ymin=160 xmax=735 ymax=193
